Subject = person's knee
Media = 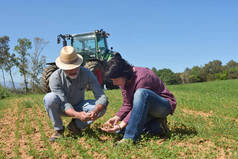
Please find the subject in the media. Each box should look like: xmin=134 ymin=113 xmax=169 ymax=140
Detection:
xmin=133 ymin=88 xmax=150 ymax=108
xmin=134 ymin=88 xmax=149 ymax=100
xmin=43 ymin=92 xmax=59 ymax=108
xmin=134 ymin=88 xmax=147 ymax=97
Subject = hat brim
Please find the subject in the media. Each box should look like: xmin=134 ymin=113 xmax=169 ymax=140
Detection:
xmin=55 ymin=54 xmax=83 ymax=70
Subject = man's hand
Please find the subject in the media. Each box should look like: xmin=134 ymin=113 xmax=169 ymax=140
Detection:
xmin=75 ymin=111 xmax=91 ymax=122
xmin=88 ymin=104 xmax=105 ymax=120
xmin=65 ymin=108 xmax=91 ymax=122
xmin=88 ymin=110 xmax=99 ymax=120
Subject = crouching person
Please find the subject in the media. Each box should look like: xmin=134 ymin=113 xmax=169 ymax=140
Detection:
xmin=43 ymin=46 xmax=108 ymax=142
xmin=101 ymin=55 xmax=176 ymax=144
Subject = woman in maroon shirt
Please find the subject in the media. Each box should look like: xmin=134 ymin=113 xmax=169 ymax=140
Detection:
xmin=101 ymin=55 xmax=176 ymax=143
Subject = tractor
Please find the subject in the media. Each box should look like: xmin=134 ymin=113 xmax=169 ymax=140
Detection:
xmin=42 ymin=29 xmax=119 ymax=93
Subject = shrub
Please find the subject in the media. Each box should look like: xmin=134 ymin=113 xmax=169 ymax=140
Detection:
xmin=0 ymin=85 xmax=11 ymax=99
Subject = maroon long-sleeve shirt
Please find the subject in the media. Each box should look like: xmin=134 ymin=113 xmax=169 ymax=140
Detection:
xmin=116 ymin=67 xmax=177 ymax=124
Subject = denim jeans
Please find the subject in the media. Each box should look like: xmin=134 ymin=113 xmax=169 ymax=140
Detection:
xmin=123 ymin=88 xmax=172 ymax=141
xmin=43 ymin=92 xmax=106 ymax=131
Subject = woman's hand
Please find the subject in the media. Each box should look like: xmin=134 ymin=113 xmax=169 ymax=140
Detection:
xmin=104 ymin=116 xmax=120 ymax=127
xmin=101 ymin=117 xmax=127 ymax=133
xmin=101 ymin=124 xmax=121 ymax=133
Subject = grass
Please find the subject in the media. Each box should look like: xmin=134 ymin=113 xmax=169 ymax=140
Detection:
xmin=0 ymin=80 xmax=237 ymax=158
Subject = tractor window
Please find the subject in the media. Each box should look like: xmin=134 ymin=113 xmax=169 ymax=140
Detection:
xmin=73 ymin=40 xmax=83 ymax=52
xmin=98 ymin=37 xmax=106 ymax=50
xmin=73 ymin=39 xmax=96 ymax=53
xmin=84 ymin=39 xmax=95 ymax=52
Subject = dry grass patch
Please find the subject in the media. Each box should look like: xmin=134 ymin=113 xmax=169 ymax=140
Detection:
xmin=182 ymin=108 xmax=213 ymax=118
xmin=172 ymin=138 xmax=229 ymax=159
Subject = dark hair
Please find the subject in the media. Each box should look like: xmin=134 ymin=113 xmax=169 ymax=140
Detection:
xmin=105 ymin=54 xmax=133 ymax=80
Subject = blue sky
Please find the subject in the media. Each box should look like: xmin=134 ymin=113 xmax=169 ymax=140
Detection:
xmin=1 ymin=0 xmax=238 ymax=83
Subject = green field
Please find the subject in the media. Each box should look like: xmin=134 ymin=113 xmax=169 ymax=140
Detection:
xmin=0 ymin=80 xmax=238 ymax=159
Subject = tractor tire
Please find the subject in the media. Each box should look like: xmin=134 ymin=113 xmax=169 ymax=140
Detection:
xmin=84 ymin=60 xmax=105 ymax=87
xmin=42 ymin=64 xmax=58 ymax=93
xmin=84 ymin=60 xmax=118 ymax=90
xmin=84 ymin=60 xmax=104 ymax=73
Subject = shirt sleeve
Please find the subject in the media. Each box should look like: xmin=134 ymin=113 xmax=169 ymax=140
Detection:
xmin=116 ymin=88 xmax=133 ymax=123
xmin=49 ymin=71 xmax=73 ymax=111
xmin=88 ymin=71 xmax=108 ymax=107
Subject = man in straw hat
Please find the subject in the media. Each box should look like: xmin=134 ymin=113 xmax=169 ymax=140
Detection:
xmin=43 ymin=46 xmax=108 ymax=142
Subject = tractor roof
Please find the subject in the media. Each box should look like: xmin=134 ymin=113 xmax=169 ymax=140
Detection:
xmin=72 ymin=29 xmax=110 ymax=38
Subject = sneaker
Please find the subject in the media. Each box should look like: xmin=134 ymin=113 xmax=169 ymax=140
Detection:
xmin=50 ymin=127 xmax=65 ymax=142
xmin=67 ymin=119 xmax=81 ymax=134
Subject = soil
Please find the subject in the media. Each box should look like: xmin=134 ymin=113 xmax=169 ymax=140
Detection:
xmin=0 ymin=98 xmax=53 ymax=158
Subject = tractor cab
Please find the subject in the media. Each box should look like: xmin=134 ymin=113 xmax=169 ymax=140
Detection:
xmin=57 ymin=29 xmax=113 ymax=65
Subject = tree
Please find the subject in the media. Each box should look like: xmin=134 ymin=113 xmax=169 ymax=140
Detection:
xmin=156 ymin=68 xmax=179 ymax=85
xmin=225 ymin=60 xmax=238 ymax=79
xmin=174 ymin=73 xmax=182 ymax=84
xmin=0 ymin=36 xmax=10 ymax=87
xmin=204 ymin=60 xmax=223 ymax=81
xmin=152 ymin=67 xmax=157 ymax=74
xmin=14 ymin=38 xmax=32 ymax=93
xmin=0 ymin=36 xmax=18 ymax=89
xmin=29 ymin=37 xmax=48 ymax=92
xmin=188 ymin=66 xmax=203 ymax=83
xmin=225 ymin=60 xmax=238 ymax=69
xmin=180 ymin=67 xmax=191 ymax=84
xmin=204 ymin=60 xmax=223 ymax=74
xmin=5 ymin=53 xmax=18 ymax=89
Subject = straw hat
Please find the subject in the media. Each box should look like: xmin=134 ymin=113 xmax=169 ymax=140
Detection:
xmin=56 ymin=46 xmax=83 ymax=70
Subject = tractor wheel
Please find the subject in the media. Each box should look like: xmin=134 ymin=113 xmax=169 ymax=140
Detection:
xmin=84 ymin=61 xmax=105 ymax=87
xmin=42 ymin=64 xmax=58 ymax=93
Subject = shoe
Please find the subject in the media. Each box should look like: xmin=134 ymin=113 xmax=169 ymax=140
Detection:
xmin=143 ymin=117 xmax=169 ymax=136
xmin=67 ymin=119 xmax=81 ymax=134
xmin=158 ymin=117 xmax=169 ymax=136
xmin=50 ymin=127 xmax=65 ymax=142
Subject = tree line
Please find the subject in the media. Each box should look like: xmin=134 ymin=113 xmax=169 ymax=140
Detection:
xmin=152 ymin=59 xmax=238 ymax=85
xmin=0 ymin=36 xmax=48 ymax=93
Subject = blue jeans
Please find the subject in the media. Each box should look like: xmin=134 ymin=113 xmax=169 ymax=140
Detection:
xmin=123 ymin=88 xmax=172 ymax=141
xmin=43 ymin=92 xmax=106 ymax=131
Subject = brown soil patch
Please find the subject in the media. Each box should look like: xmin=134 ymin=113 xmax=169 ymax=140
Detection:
xmin=182 ymin=109 xmax=213 ymax=118
xmin=223 ymin=116 xmax=238 ymax=123
xmin=182 ymin=108 xmax=238 ymax=123
xmin=172 ymin=138 xmax=230 ymax=159
xmin=0 ymin=99 xmax=20 ymax=158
